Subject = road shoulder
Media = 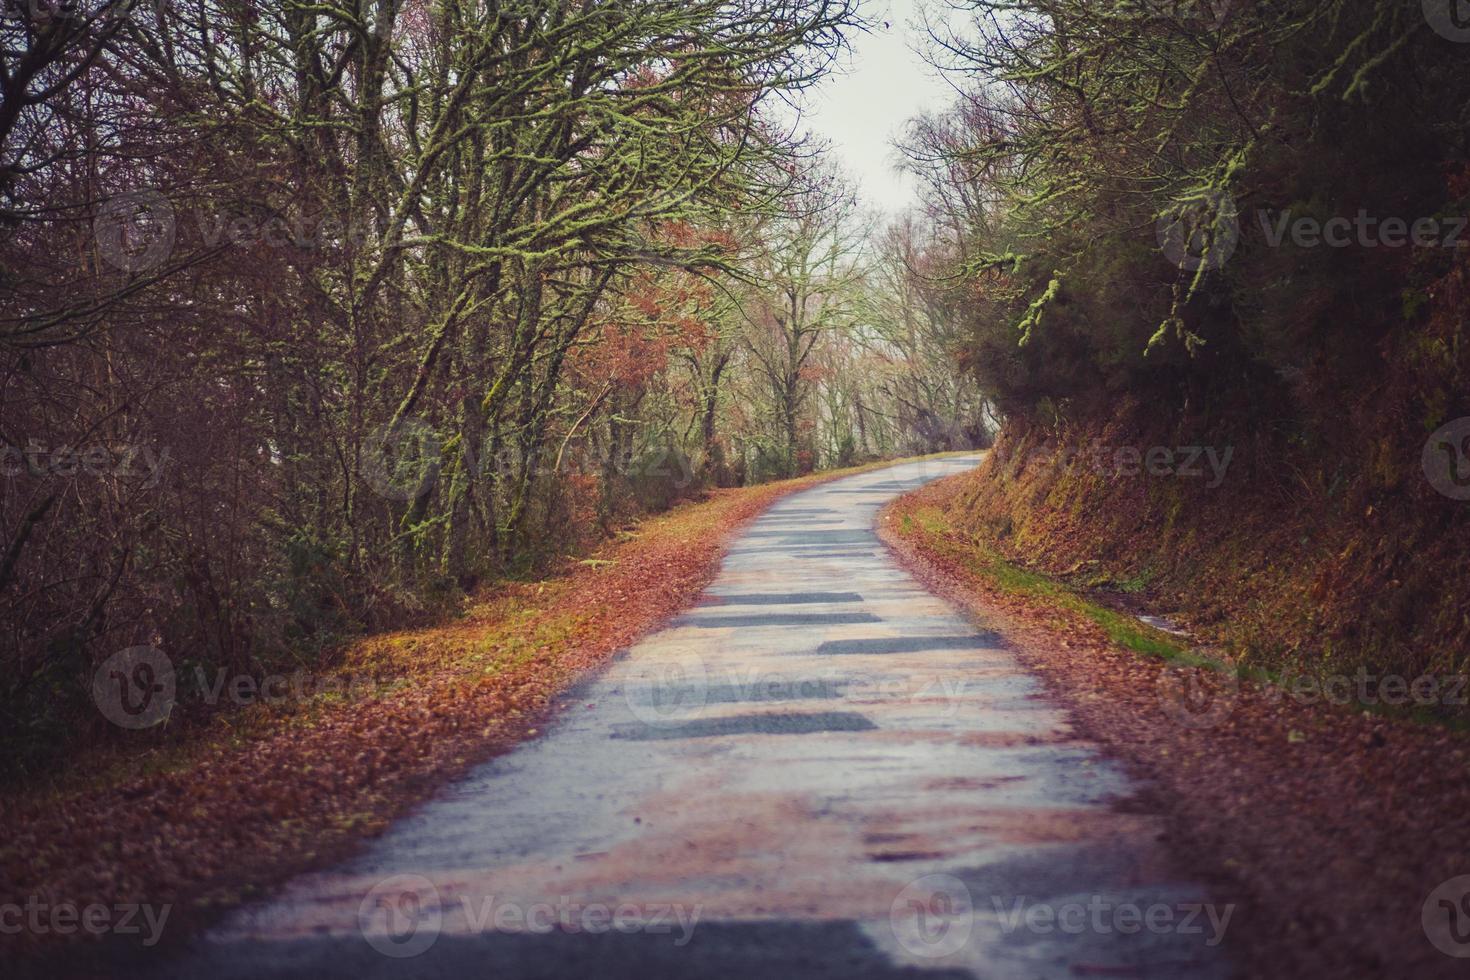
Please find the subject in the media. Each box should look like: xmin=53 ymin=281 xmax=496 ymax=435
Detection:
xmin=3 ymin=458 xmax=950 ymax=965
xmin=879 ymin=472 xmax=1470 ymax=979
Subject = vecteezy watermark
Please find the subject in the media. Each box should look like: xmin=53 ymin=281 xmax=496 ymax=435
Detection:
xmin=1265 ymin=668 xmax=1469 ymax=710
xmin=1424 ymin=875 xmax=1470 ymax=958
xmin=1157 ymin=189 xmax=1240 ymax=272
xmin=624 ymin=654 xmax=710 ymax=728
xmin=1156 ymin=660 xmax=1240 ymax=730
xmin=360 ymin=417 xmax=444 ymax=502
xmin=356 ymin=875 xmax=701 ymax=959
xmin=1157 ymin=661 xmax=1470 ymax=730
xmin=1256 ymin=209 xmax=1468 ymax=250
xmin=93 ymin=646 xmax=387 ymax=729
xmin=190 ymin=665 xmax=386 ymax=708
xmin=991 ymin=894 xmax=1234 ymax=947
xmin=0 ymin=897 xmax=171 ymax=946
xmin=359 ymin=875 xmax=443 ymax=959
xmin=93 ymin=188 xmax=176 ymax=273
xmin=994 ymin=441 xmax=1235 ymax=489
xmin=195 ymin=210 xmax=377 ymax=252
xmin=1423 ymin=417 xmax=1470 ymax=501
xmin=93 ymin=646 xmax=175 ymax=729
xmin=623 ymin=658 xmax=975 ymax=728
xmin=1090 ymin=444 xmax=1233 ymax=487
xmin=455 ymin=896 xmax=701 ymax=945
xmin=358 ymin=417 xmax=439 ymax=503
xmin=359 ymin=415 xmax=696 ymax=502
xmin=88 ymin=183 xmax=375 ymax=275
xmin=1424 ymin=0 xmax=1470 ymax=43
xmin=0 ymin=442 xmax=170 ymax=487
xmin=890 ymin=873 xmax=974 ymax=959
xmin=1159 ymin=192 xmax=1470 ymax=271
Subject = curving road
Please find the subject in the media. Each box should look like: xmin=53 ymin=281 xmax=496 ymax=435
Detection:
xmin=153 ymin=456 xmax=1230 ymax=979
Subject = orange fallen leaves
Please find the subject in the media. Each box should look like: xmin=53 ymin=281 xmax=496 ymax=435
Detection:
xmin=882 ymin=473 xmax=1470 ymax=980
xmin=0 ymin=473 xmax=839 ymax=953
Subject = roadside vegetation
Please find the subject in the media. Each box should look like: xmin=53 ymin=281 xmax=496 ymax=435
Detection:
xmin=0 ymin=2 xmax=988 ymax=782
xmin=883 ymin=473 xmax=1470 ymax=979
xmin=2 ymin=459 xmax=941 ymax=959
xmin=892 ymin=0 xmax=1470 ymax=700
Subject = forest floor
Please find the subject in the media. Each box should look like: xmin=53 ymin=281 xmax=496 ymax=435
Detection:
xmin=879 ymin=473 xmax=1470 ymax=979
xmin=0 ymin=454 xmax=965 ymax=959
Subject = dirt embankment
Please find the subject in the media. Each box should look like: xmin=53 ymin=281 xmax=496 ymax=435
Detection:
xmin=881 ymin=455 xmax=1470 ymax=978
xmin=944 ymin=420 xmax=1469 ymax=698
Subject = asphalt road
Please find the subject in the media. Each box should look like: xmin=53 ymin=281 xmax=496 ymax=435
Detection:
xmin=142 ymin=455 xmax=1231 ymax=979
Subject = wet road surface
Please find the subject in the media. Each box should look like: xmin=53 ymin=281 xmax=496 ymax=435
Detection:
xmin=147 ymin=456 xmax=1231 ymax=979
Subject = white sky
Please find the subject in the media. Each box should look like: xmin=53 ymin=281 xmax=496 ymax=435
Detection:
xmin=797 ymin=1 xmax=960 ymax=216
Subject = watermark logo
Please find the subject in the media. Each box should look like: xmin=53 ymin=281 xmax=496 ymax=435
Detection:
xmin=1 ymin=442 xmax=170 ymax=487
xmin=0 ymin=897 xmax=171 ymax=945
xmin=620 ymin=665 xmax=971 ymax=727
xmin=624 ymin=654 xmax=708 ymax=728
xmin=92 ymin=646 xmax=175 ymax=729
xmin=995 ymin=441 xmax=1234 ymax=489
xmin=1156 ymin=660 xmax=1238 ymax=730
xmin=1424 ymin=0 xmax=1470 ymax=43
xmin=94 ymin=188 xmax=175 ymax=273
xmin=456 ymin=896 xmax=701 ymax=942
xmin=1423 ymin=418 xmax=1470 ymax=501
xmin=1423 ymin=875 xmax=1470 ymax=958
xmin=1265 ymin=668 xmax=1468 ymax=710
xmin=359 ymin=874 xmax=442 ymax=959
xmin=992 ymin=894 xmax=1233 ymax=946
xmin=1257 ymin=209 xmax=1467 ymax=250
xmin=191 ymin=665 xmax=385 ymax=707
xmin=890 ymin=873 xmax=973 ymax=959
xmin=93 ymin=650 xmax=387 ymax=728
xmin=1157 ymin=189 xmax=1239 ymax=272
xmin=192 ymin=206 xmax=378 ymax=252
xmin=360 ymin=417 xmax=444 ymax=502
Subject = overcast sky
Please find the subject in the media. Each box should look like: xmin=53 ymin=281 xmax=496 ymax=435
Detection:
xmin=796 ymin=2 xmax=960 ymax=216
